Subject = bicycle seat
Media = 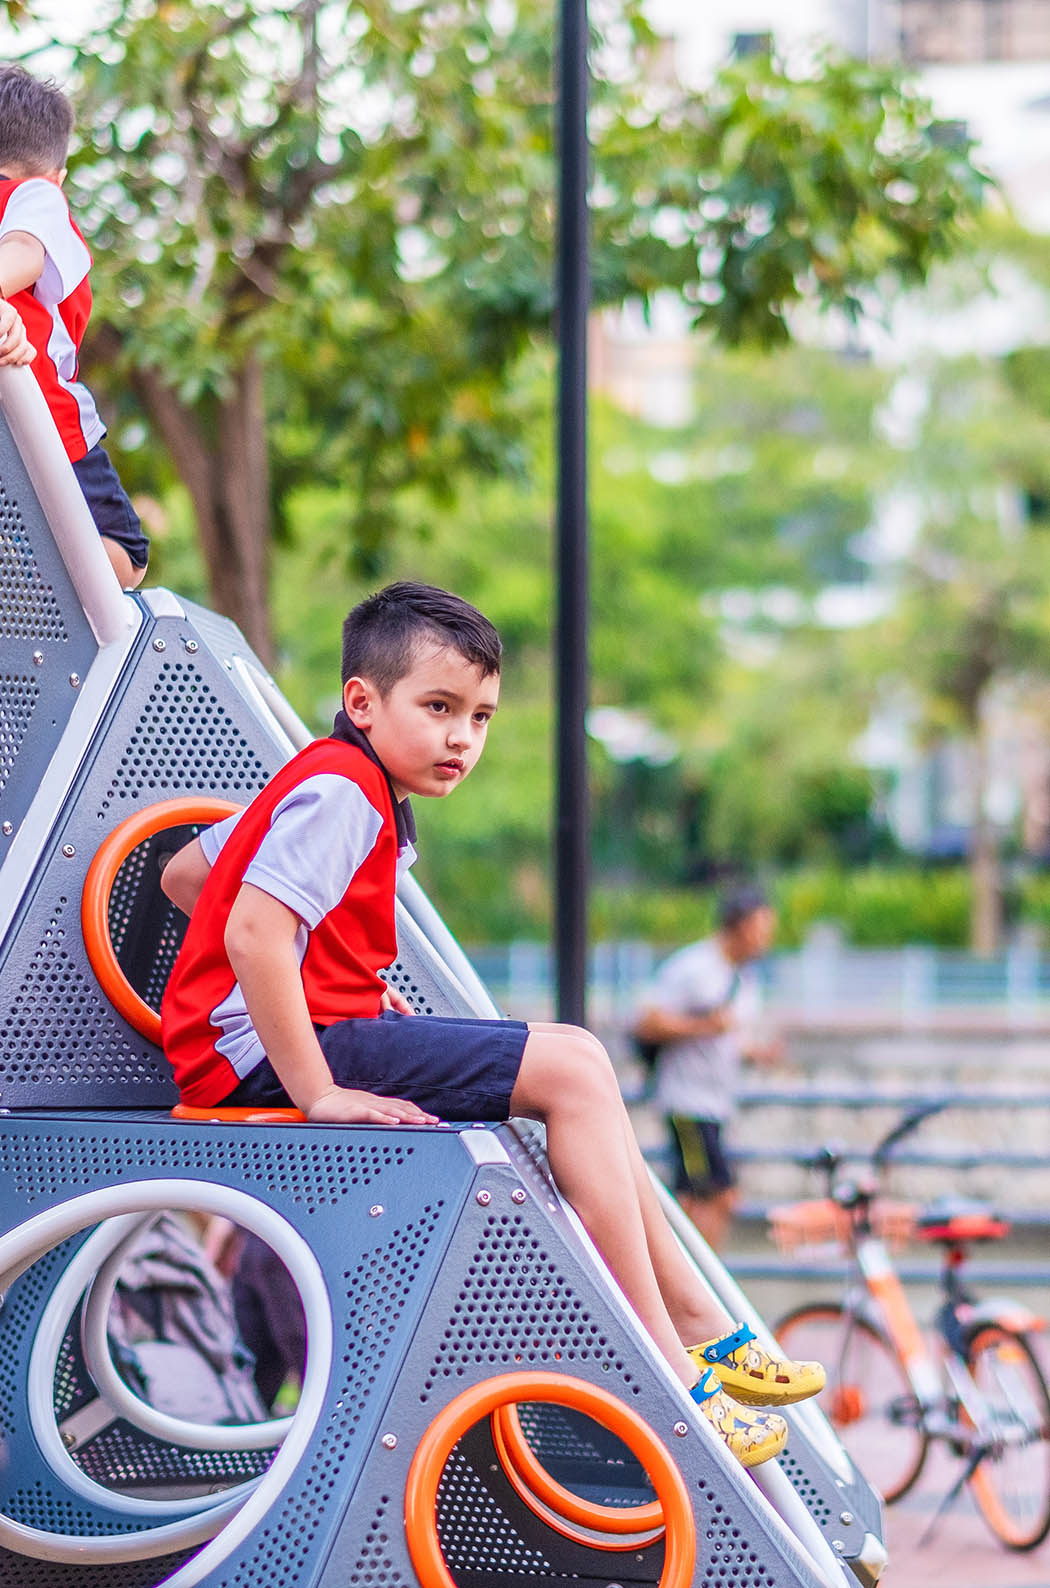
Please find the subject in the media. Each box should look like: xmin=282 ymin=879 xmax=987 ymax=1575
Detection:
xmin=914 ymin=1195 xmax=1009 ymax=1244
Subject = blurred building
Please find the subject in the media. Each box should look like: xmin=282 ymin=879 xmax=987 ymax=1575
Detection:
xmin=593 ymin=1 xmax=1050 ymax=865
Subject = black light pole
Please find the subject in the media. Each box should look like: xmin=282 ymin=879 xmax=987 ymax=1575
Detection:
xmin=554 ymin=0 xmax=589 ymax=1026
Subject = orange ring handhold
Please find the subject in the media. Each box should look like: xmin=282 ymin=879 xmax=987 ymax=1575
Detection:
xmin=404 ymin=1372 xmax=695 ymax=1588
xmin=82 ymin=796 xmax=242 ymax=1045
xmin=491 ymin=1401 xmax=664 ymax=1546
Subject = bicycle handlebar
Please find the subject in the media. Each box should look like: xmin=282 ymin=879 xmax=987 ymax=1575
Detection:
xmin=800 ymin=1100 xmax=949 ymax=1188
xmin=872 ymin=1100 xmax=947 ymax=1166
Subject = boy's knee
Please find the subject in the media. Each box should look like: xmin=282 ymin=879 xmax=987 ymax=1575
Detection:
xmin=516 ymin=1029 xmax=617 ymax=1116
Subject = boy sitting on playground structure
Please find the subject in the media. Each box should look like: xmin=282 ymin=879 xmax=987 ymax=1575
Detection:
xmin=160 ymin=581 xmax=824 ymax=1467
xmin=0 ymin=65 xmax=149 ymax=589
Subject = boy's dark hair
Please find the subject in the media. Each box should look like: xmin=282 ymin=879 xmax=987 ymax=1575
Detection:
xmin=341 ymin=582 xmax=502 ymax=694
xmin=718 ymin=884 xmax=769 ymax=930
xmin=0 ymin=65 xmax=73 ymax=175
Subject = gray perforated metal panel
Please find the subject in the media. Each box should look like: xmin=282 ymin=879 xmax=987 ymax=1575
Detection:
xmin=0 ymin=608 xmax=290 ymax=1107
xmin=0 ymin=416 xmax=100 ymax=844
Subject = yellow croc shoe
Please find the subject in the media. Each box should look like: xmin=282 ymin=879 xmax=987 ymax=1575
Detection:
xmin=689 ymin=1368 xmax=787 ymax=1468
xmin=690 ymin=1322 xmax=825 ymax=1407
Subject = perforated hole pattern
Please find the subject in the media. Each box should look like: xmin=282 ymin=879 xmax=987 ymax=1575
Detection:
xmin=0 ymin=484 xmax=68 ymax=641
xmin=776 ymin=1448 xmax=833 ymax=1526
xmin=0 ymin=672 xmax=40 ymax=793
xmin=421 ymin=1212 xmax=638 ymax=1402
xmin=223 ymin=1206 xmax=444 ymax=1587
xmin=382 ymin=960 xmax=436 ymax=1016
xmin=0 ymin=1550 xmax=194 ymax=1588
xmin=437 ymin=1447 xmax=555 ymax=1574
xmin=96 ymin=662 xmax=268 ymax=817
xmin=697 ymin=1475 xmax=779 ymax=1587
xmin=0 ymin=894 xmax=159 ymax=1085
xmin=74 ymin=1418 xmax=272 ymax=1489
xmin=1 ymin=1131 xmax=413 ymax=1209
xmin=516 ymin=1402 xmax=652 ymax=1505
xmin=0 ymin=1242 xmax=73 ymax=1440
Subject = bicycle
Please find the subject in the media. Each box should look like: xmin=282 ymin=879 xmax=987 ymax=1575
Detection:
xmin=768 ymin=1102 xmax=1050 ymax=1551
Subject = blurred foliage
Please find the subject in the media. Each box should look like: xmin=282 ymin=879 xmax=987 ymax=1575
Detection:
xmin=771 ymin=866 xmax=972 ymax=949
xmin=3 ymin=2 xmax=988 ymax=660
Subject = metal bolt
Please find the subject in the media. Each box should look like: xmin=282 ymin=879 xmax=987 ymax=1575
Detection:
xmin=672 ymin=1421 xmax=688 ymax=1437
xmin=68 ymin=673 xmax=80 ymax=688
xmin=381 ymin=1433 xmax=397 ymax=1450
xmin=31 ymin=650 xmax=43 ymax=666
xmin=369 ymin=1204 xmax=384 ymax=1218
xmin=184 ymin=638 xmax=199 ymax=654
xmin=511 ymin=1188 xmax=526 ymax=1204
xmin=61 ymin=844 xmax=75 ymax=858
xmin=832 ymin=1540 xmax=845 ymax=1553
xmin=152 ymin=636 xmax=166 ymax=651
xmin=61 ymin=1430 xmax=76 ymax=1449
xmin=1 ymin=822 xmax=10 ymax=837
xmin=839 ymin=1511 xmax=854 ymax=1526
xmin=476 ymin=1189 xmax=491 ymax=1206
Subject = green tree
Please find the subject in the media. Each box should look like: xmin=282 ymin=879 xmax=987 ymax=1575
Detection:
xmin=858 ymin=351 xmax=1050 ymax=953
xmin=5 ymin=4 xmax=986 ymax=660
xmin=261 ymin=338 xmax=896 ymax=930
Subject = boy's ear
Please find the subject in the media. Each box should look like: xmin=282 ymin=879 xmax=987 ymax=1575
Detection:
xmin=342 ymin=676 xmax=374 ymax=728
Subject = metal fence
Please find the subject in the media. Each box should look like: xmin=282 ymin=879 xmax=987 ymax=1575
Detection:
xmin=466 ymin=935 xmax=1050 ymax=1026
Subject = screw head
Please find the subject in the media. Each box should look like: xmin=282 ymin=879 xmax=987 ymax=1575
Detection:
xmin=68 ymin=673 xmax=80 ymax=688
xmin=511 ymin=1188 xmax=527 ymax=1204
xmin=31 ymin=650 xmax=43 ymax=665
xmin=368 ymin=1204 xmax=384 ymax=1218
xmin=381 ymin=1433 xmax=397 ymax=1449
xmin=673 ymin=1421 xmax=688 ymax=1437
xmin=61 ymin=1430 xmax=76 ymax=1449
xmin=839 ymin=1511 xmax=854 ymax=1526
xmin=832 ymin=1540 xmax=845 ymax=1553
xmin=152 ymin=636 xmax=166 ymax=651
xmin=476 ymin=1189 xmax=491 ymax=1206
xmin=61 ymin=843 xmax=75 ymax=858
xmin=184 ymin=638 xmax=199 ymax=653
xmin=1 ymin=822 xmax=11 ymax=836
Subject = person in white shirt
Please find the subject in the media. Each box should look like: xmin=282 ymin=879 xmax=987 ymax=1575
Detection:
xmin=635 ymin=886 xmax=780 ymax=1251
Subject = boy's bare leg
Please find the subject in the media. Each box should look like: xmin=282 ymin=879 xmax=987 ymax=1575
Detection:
xmin=511 ymin=1026 xmax=709 ymax=1390
xmin=526 ymin=1023 xmax=734 ymax=1345
xmin=102 ymin=536 xmax=145 ymax=589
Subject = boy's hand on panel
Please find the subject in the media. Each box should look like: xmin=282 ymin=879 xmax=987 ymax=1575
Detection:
xmin=379 ymin=984 xmax=415 ymax=1015
xmin=306 ymin=1083 xmax=439 ymax=1126
xmin=0 ymin=301 xmax=34 ymax=366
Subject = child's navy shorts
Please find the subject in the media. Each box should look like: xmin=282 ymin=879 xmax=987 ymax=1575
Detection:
xmin=223 ymin=1011 xmax=529 ymax=1122
xmin=72 ymin=441 xmax=151 ymax=570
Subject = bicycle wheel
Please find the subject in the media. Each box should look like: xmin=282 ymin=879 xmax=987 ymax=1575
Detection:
xmin=966 ymin=1325 xmax=1050 ymax=1550
xmin=776 ymin=1303 xmax=927 ymax=1502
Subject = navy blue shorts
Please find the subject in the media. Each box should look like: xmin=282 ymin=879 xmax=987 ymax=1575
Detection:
xmin=223 ymin=1011 xmax=529 ymax=1122
xmin=71 ymin=442 xmax=150 ymax=570
xmin=666 ymin=1115 xmax=735 ymax=1197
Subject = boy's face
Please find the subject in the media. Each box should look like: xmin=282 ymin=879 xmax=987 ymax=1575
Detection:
xmin=343 ymin=642 xmax=499 ymax=802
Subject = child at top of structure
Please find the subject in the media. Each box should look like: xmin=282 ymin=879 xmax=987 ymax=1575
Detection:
xmin=0 ymin=65 xmax=149 ymax=589
xmin=160 ymin=581 xmax=825 ymax=1468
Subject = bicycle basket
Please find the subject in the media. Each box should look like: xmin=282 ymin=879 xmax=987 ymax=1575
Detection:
xmin=768 ymin=1197 xmax=916 ymax=1255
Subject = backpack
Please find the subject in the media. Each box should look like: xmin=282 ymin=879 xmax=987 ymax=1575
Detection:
xmin=107 ymin=1213 xmax=268 ymax=1426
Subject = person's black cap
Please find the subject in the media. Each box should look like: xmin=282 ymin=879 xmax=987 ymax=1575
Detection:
xmin=718 ymin=884 xmax=769 ymax=930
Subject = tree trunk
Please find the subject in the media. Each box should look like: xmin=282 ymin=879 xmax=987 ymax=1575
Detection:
xmin=123 ymin=349 xmax=276 ymax=667
xmin=970 ymin=711 xmax=1002 ymax=957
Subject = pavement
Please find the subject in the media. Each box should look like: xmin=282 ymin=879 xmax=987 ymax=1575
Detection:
xmin=881 ymin=1444 xmax=1050 ymax=1587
